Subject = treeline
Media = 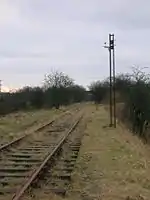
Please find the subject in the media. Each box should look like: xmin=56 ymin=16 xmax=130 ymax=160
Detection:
xmin=3 ymin=67 xmax=150 ymax=142
xmin=89 ymin=67 xmax=150 ymax=142
xmin=0 ymin=71 xmax=87 ymax=115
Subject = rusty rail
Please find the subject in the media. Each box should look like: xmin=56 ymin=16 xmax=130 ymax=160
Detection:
xmin=12 ymin=115 xmax=82 ymax=200
xmin=0 ymin=109 xmax=71 ymax=152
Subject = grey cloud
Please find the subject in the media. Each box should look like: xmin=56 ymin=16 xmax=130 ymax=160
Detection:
xmin=0 ymin=0 xmax=150 ymax=89
xmin=0 ymin=52 xmax=50 ymax=58
xmin=15 ymin=0 xmax=150 ymax=30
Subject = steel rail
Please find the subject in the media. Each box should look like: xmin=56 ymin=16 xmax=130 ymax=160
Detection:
xmin=0 ymin=109 xmax=71 ymax=152
xmin=12 ymin=114 xmax=83 ymax=200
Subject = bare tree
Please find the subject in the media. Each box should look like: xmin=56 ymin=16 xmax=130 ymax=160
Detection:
xmin=44 ymin=70 xmax=74 ymax=89
xmin=43 ymin=70 xmax=74 ymax=109
xmin=131 ymin=66 xmax=150 ymax=83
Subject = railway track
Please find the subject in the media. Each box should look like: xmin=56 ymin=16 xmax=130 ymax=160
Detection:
xmin=27 ymin=114 xmax=86 ymax=199
xmin=0 ymin=105 xmax=79 ymax=150
xmin=0 ymin=108 xmax=83 ymax=200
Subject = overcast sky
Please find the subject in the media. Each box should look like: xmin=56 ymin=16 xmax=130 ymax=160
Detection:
xmin=0 ymin=0 xmax=150 ymax=90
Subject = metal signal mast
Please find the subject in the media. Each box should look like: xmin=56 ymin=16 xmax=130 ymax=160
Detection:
xmin=104 ymin=34 xmax=116 ymax=128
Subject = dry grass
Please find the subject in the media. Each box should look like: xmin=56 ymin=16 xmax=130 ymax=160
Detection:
xmin=68 ymin=105 xmax=150 ymax=200
xmin=9 ymin=104 xmax=150 ymax=200
xmin=0 ymin=107 xmax=68 ymax=145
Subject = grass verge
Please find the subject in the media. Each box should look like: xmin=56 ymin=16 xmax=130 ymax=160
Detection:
xmin=68 ymin=105 xmax=150 ymax=200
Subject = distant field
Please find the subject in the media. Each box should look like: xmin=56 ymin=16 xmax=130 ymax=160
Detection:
xmin=0 ymin=106 xmax=68 ymax=145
